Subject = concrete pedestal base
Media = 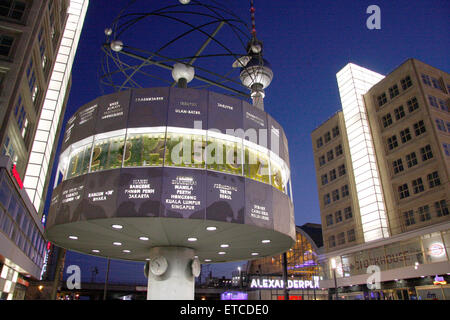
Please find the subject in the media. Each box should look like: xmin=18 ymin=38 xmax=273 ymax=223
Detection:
xmin=147 ymin=247 xmax=195 ymax=300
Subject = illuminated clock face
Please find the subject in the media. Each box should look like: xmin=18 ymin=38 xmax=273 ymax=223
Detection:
xmin=191 ymin=258 xmax=201 ymax=277
xmin=149 ymin=256 xmax=168 ymax=276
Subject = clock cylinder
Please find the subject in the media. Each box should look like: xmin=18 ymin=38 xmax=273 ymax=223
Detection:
xmin=147 ymin=246 xmax=196 ymax=300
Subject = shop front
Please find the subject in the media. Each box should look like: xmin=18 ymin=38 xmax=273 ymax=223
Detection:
xmin=320 ymin=223 xmax=450 ymax=300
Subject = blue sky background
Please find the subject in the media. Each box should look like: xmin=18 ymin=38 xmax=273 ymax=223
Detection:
xmin=47 ymin=0 xmax=449 ymax=284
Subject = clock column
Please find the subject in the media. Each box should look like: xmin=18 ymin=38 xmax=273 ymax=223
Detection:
xmin=147 ymin=246 xmax=196 ymax=300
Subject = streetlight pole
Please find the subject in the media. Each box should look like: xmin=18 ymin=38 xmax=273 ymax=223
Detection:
xmin=282 ymin=252 xmax=289 ymax=301
xmin=238 ymin=266 xmax=242 ymax=290
xmin=331 ymin=258 xmax=338 ymax=301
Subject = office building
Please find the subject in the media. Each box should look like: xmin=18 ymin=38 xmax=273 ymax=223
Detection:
xmin=0 ymin=0 xmax=88 ymax=299
xmin=312 ymin=59 xmax=449 ymax=300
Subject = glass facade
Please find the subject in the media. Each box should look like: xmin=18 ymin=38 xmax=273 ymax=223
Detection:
xmin=60 ymin=127 xmax=291 ymax=197
xmin=248 ymin=228 xmax=322 ymax=280
xmin=0 ymin=170 xmax=46 ymax=270
xmin=323 ymin=229 xmax=450 ymax=279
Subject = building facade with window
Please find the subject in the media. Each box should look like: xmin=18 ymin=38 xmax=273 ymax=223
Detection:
xmin=312 ymin=59 xmax=450 ymax=300
xmin=246 ymin=223 xmax=328 ymax=300
xmin=0 ymin=0 xmax=89 ymax=299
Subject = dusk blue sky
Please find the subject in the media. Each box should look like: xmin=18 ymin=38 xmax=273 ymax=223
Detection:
xmin=48 ymin=0 xmax=449 ymax=283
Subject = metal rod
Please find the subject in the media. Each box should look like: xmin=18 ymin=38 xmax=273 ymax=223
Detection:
xmin=171 ymin=21 xmax=225 ymax=87
xmin=116 ymin=48 xmax=249 ymax=97
xmin=333 ymin=268 xmax=338 ymax=300
xmin=282 ymin=252 xmax=289 ymax=301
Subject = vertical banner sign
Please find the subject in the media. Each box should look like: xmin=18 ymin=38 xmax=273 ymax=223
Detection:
xmin=167 ymin=87 xmax=208 ymax=129
xmin=95 ymin=91 xmax=130 ymax=133
xmin=128 ymin=87 xmax=169 ymax=128
xmin=81 ymin=170 xmax=120 ymax=220
xmin=161 ymin=168 xmax=206 ymax=220
xmin=206 ymin=171 xmax=245 ymax=223
xmin=244 ymin=179 xmax=273 ymax=229
xmin=117 ymin=167 xmax=163 ymax=217
xmin=57 ymin=175 xmax=85 ymax=224
xmin=207 ymin=91 xmax=243 ymax=134
xmin=70 ymin=99 xmax=99 ymax=146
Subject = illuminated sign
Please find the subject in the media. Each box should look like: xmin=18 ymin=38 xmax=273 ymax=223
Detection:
xmin=336 ymin=63 xmax=389 ymax=242
xmin=220 ymin=291 xmax=248 ymax=300
xmin=11 ymin=164 xmax=23 ymax=189
xmin=429 ymin=243 xmax=445 ymax=257
xmin=250 ymin=276 xmax=320 ymax=290
xmin=433 ymin=275 xmax=447 ymax=285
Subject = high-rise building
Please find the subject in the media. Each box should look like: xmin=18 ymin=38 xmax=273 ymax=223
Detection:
xmin=312 ymin=59 xmax=450 ymax=300
xmin=0 ymin=0 xmax=88 ymax=300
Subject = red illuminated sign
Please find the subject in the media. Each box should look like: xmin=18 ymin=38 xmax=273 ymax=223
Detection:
xmin=12 ymin=164 xmax=23 ymax=189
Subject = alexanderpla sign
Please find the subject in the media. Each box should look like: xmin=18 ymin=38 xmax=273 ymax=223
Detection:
xmin=250 ymin=276 xmax=320 ymax=290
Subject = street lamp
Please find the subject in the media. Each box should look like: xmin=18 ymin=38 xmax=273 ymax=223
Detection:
xmin=330 ymin=258 xmax=338 ymax=301
xmin=238 ymin=267 xmax=242 ymax=289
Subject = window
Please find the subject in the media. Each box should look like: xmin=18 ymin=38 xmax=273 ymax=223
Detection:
xmin=394 ymin=106 xmax=405 ymax=120
xmin=327 ymin=150 xmax=334 ymax=162
xmin=344 ymin=207 xmax=352 ymax=219
xmin=413 ymin=120 xmax=426 ymax=136
xmin=38 ymin=27 xmax=47 ymax=70
xmin=377 ymin=93 xmax=387 ymax=107
xmin=438 ymin=99 xmax=449 ymax=112
xmin=329 ymin=169 xmax=336 ymax=181
xmin=400 ymin=128 xmax=412 ymax=143
xmin=389 ymin=84 xmax=399 ymax=99
xmin=431 ymin=77 xmax=442 ymax=90
xmin=337 ymin=232 xmax=345 ymax=245
xmin=387 ymin=135 xmax=398 ymax=150
xmin=407 ymin=97 xmax=419 ymax=113
xmin=328 ymin=235 xmax=336 ymax=248
xmin=0 ymin=34 xmax=14 ymax=57
xmin=335 ymin=144 xmax=343 ymax=157
xmin=398 ymin=184 xmax=410 ymax=199
xmin=338 ymin=164 xmax=346 ymax=176
xmin=321 ymin=174 xmax=328 ymax=186
xmin=401 ymin=76 xmax=412 ymax=90
xmin=412 ymin=178 xmax=424 ymax=194
xmin=421 ymin=74 xmax=431 ymax=86
xmin=435 ymin=200 xmax=449 ymax=217
xmin=427 ymin=171 xmax=440 ymax=188
xmin=13 ymin=96 xmax=29 ymax=139
xmin=332 ymin=189 xmax=340 ymax=202
xmin=428 ymin=95 xmax=438 ymax=108
xmin=341 ymin=185 xmax=349 ymax=197
xmin=324 ymin=132 xmax=331 ymax=143
xmin=418 ymin=205 xmax=431 ymax=222
xmin=403 ymin=210 xmax=415 ymax=226
xmin=316 ymin=137 xmax=323 ymax=148
xmin=406 ymin=152 xmax=418 ymax=168
xmin=26 ymin=59 xmax=39 ymax=104
xmin=326 ymin=214 xmax=333 ymax=226
xmin=332 ymin=126 xmax=340 ymax=138
xmin=382 ymin=113 xmax=393 ymax=128
xmin=335 ymin=210 xmax=342 ymax=223
xmin=347 ymin=229 xmax=356 ymax=242
xmin=324 ymin=193 xmax=331 ymax=205
xmin=420 ymin=145 xmax=433 ymax=161
xmin=319 ymin=155 xmax=325 ymax=167
xmin=444 ymin=143 xmax=450 ymax=157
xmin=0 ymin=0 xmax=26 ymax=21
xmin=392 ymin=159 xmax=404 ymax=174
xmin=435 ymin=119 xmax=447 ymax=132
xmin=1 ymin=135 xmax=17 ymax=163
